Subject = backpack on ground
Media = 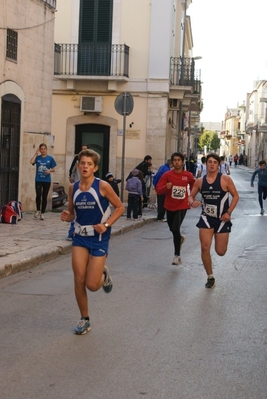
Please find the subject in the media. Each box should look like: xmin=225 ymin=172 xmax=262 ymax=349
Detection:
xmin=0 ymin=205 xmax=18 ymax=224
xmin=0 ymin=200 xmax=22 ymax=224
xmin=7 ymin=200 xmax=22 ymax=220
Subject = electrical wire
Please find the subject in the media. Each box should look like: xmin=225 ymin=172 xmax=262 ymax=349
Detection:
xmin=0 ymin=17 xmax=55 ymax=31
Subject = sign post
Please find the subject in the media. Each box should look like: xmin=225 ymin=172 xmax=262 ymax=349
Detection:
xmin=114 ymin=92 xmax=134 ymax=201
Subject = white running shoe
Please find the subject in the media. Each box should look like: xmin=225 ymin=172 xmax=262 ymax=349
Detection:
xmin=34 ymin=211 xmax=40 ymax=219
xmin=172 ymin=256 xmax=181 ymax=265
xmin=40 ymin=213 xmax=45 ymax=220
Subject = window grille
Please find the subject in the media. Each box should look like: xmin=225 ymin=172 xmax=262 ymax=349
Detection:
xmin=6 ymin=29 xmax=18 ymax=61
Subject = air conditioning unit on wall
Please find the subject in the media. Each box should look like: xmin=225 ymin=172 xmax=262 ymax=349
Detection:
xmin=80 ymin=96 xmax=103 ymax=112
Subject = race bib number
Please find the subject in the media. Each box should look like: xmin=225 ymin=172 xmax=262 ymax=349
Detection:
xmin=75 ymin=224 xmax=94 ymax=236
xmin=171 ymin=185 xmax=186 ymax=200
xmin=204 ymin=204 xmax=217 ymax=218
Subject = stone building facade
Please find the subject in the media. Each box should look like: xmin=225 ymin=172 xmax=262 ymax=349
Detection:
xmin=0 ymin=0 xmax=56 ymax=210
xmin=52 ymin=0 xmax=202 ymax=200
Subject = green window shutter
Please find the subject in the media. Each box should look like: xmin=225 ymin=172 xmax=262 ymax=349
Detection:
xmin=79 ymin=0 xmax=113 ymax=44
xmin=80 ymin=0 xmax=95 ymax=43
xmin=97 ymin=0 xmax=112 ymax=43
xmin=78 ymin=0 xmax=113 ymax=75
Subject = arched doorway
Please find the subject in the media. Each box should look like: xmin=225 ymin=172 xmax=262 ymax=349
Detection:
xmin=0 ymin=94 xmax=21 ymax=207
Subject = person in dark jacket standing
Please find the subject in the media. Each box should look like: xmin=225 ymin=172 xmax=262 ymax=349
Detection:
xmin=127 ymin=155 xmax=153 ymax=208
xmin=153 ymin=158 xmax=172 ymax=221
xmin=105 ymin=172 xmax=121 ymax=197
xmin=126 ymin=169 xmax=143 ymax=220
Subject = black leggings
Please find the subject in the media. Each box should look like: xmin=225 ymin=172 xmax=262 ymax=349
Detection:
xmin=166 ymin=209 xmax=187 ymax=256
xmin=35 ymin=181 xmax=51 ymax=213
xmin=258 ymin=185 xmax=267 ymax=209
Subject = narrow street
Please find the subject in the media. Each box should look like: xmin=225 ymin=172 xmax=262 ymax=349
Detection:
xmin=0 ymin=166 xmax=266 ymax=399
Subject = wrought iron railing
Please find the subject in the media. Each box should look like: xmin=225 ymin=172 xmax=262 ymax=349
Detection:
xmin=42 ymin=0 xmax=56 ymax=9
xmin=42 ymin=0 xmax=56 ymax=8
xmin=170 ymin=57 xmax=201 ymax=94
xmin=54 ymin=43 xmax=129 ymax=77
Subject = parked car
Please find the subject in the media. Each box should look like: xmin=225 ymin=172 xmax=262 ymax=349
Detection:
xmin=52 ymin=182 xmax=68 ymax=209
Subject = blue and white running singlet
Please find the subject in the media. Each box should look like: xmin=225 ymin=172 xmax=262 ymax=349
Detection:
xmin=72 ymin=178 xmax=111 ymax=242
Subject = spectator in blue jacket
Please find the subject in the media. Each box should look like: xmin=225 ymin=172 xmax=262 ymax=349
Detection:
xmin=153 ymin=158 xmax=172 ymax=221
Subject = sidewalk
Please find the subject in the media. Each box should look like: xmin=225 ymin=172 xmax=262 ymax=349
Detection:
xmin=0 ymin=206 xmax=157 ymax=279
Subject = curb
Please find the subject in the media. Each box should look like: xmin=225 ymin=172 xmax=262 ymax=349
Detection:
xmin=0 ymin=242 xmax=72 ymax=279
xmin=0 ymin=216 xmax=156 ymax=279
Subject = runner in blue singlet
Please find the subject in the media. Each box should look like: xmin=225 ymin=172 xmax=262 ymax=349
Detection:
xmin=61 ymin=149 xmax=124 ymax=335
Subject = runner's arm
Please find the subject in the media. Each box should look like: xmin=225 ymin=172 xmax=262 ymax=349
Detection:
xmin=99 ymin=180 xmax=125 ymax=227
xmin=188 ymin=178 xmax=202 ymax=208
xmin=61 ymin=185 xmax=75 ymax=222
xmin=250 ymin=170 xmax=257 ymax=186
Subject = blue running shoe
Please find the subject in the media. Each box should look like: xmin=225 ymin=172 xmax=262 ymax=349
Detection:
xmin=74 ymin=318 xmax=91 ymax=335
xmin=103 ymin=265 xmax=113 ymax=293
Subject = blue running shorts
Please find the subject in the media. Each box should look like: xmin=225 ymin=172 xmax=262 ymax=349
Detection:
xmin=72 ymin=235 xmax=109 ymax=257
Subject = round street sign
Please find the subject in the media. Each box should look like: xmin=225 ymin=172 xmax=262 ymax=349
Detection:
xmin=114 ymin=92 xmax=134 ymax=116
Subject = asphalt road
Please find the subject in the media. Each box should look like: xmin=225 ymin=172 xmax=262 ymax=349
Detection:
xmin=0 ymin=167 xmax=266 ymax=399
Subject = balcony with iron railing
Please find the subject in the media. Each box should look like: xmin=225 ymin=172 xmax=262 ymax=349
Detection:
xmin=54 ymin=43 xmax=129 ymax=78
xmin=170 ymin=57 xmax=201 ymax=94
xmin=42 ymin=0 xmax=56 ymax=9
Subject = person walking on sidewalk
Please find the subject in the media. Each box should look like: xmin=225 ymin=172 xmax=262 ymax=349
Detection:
xmin=219 ymin=156 xmax=231 ymax=175
xmin=234 ymin=154 xmax=239 ymax=167
xmin=188 ymin=153 xmax=239 ymax=289
xmin=61 ymin=149 xmax=124 ymax=335
xmin=69 ymin=144 xmax=88 ymax=183
xmin=219 ymin=155 xmax=231 ymax=175
xmin=251 ymin=160 xmax=267 ymax=215
xmin=156 ymin=152 xmax=195 ymax=265
xmin=196 ymin=156 xmax=207 ymax=178
xmin=126 ymin=169 xmax=143 ymax=220
xmin=153 ymin=158 xmax=172 ymax=221
xmin=30 ymin=143 xmax=57 ymax=220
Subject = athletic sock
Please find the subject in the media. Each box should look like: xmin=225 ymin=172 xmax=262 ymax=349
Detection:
xmin=208 ymin=274 xmax=214 ymax=279
xmin=81 ymin=316 xmax=89 ymax=321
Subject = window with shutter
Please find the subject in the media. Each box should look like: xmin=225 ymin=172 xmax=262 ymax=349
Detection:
xmin=78 ymin=0 xmax=113 ymax=75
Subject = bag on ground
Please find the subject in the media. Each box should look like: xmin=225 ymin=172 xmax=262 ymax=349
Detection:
xmin=0 ymin=205 xmax=18 ymax=224
xmin=0 ymin=200 xmax=22 ymax=224
xmin=7 ymin=200 xmax=22 ymax=220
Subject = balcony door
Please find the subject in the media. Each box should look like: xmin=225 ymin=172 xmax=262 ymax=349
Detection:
xmin=78 ymin=0 xmax=113 ymax=75
xmin=75 ymin=124 xmax=110 ymax=179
